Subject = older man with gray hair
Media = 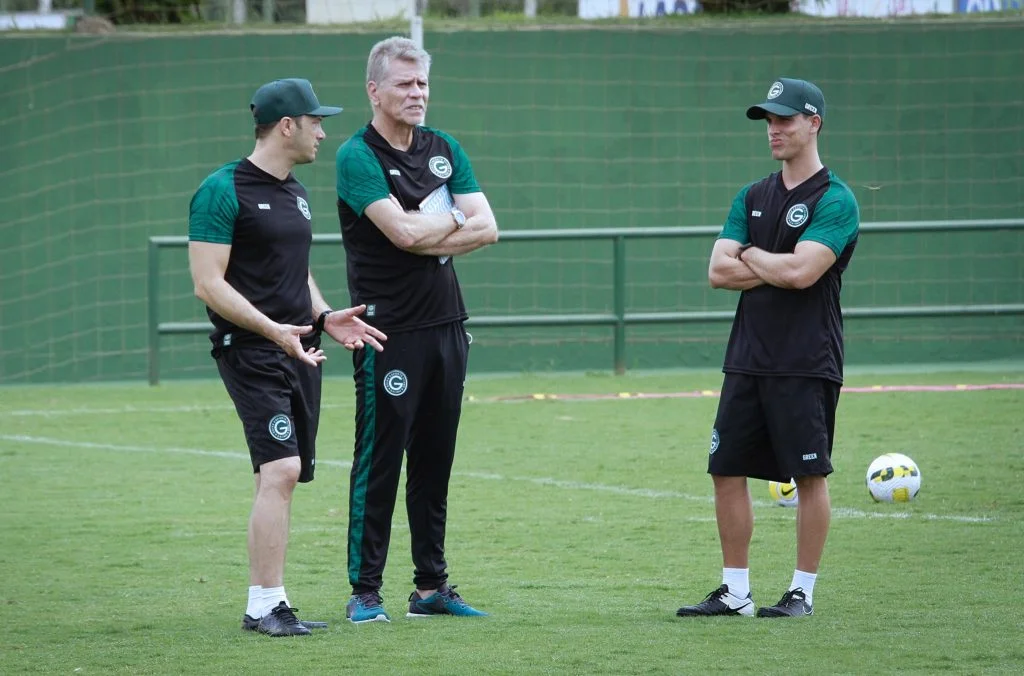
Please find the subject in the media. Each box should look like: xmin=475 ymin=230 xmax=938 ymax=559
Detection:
xmin=335 ymin=36 xmax=499 ymax=624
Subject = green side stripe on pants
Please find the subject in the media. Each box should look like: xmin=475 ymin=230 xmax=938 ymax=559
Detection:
xmin=348 ymin=348 xmax=375 ymax=586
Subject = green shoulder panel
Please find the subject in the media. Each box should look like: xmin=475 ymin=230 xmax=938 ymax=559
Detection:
xmin=188 ymin=161 xmax=240 ymax=244
xmin=718 ymin=183 xmax=753 ymax=243
xmin=427 ymin=127 xmax=481 ymax=195
xmin=799 ymin=173 xmax=860 ymax=256
xmin=336 ymin=129 xmax=390 ymax=216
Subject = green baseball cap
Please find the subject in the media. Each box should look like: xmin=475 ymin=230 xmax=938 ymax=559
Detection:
xmin=746 ymin=78 xmax=825 ymax=121
xmin=250 ymin=78 xmax=342 ymax=125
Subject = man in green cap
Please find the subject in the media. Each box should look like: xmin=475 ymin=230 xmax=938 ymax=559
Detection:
xmin=676 ymin=78 xmax=859 ymax=619
xmin=188 ymin=78 xmax=387 ymax=636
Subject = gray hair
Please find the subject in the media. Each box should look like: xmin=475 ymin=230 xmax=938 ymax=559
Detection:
xmin=366 ymin=36 xmax=431 ymax=85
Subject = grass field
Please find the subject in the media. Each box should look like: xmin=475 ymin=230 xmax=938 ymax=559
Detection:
xmin=1 ymin=367 xmax=1023 ymax=674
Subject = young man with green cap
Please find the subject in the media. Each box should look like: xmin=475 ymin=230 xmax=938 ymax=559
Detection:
xmin=188 ymin=78 xmax=388 ymax=636
xmin=676 ymin=77 xmax=859 ymax=619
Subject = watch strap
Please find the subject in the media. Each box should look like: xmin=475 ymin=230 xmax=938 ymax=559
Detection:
xmin=315 ymin=309 xmax=334 ymax=332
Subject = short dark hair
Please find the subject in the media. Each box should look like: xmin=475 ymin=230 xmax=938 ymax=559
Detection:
xmin=253 ymin=116 xmax=304 ymax=140
xmin=254 ymin=122 xmax=275 ymax=140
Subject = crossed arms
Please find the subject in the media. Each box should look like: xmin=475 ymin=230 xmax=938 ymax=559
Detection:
xmin=708 ymin=238 xmax=838 ymax=291
xmin=364 ymin=191 xmax=499 ymax=256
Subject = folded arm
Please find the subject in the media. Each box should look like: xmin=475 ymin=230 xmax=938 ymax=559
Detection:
xmin=708 ymin=238 xmax=766 ymax=291
xmin=740 ymin=240 xmax=838 ymax=290
xmin=364 ymin=195 xmax=458 ymax=252
xmin=364 ymin=191 xmax=499 ymax=256
xmin=416 ymin=192 xmax=499 ymax=256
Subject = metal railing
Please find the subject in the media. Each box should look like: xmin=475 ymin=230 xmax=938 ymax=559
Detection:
xmin=148 ymin=219 xmax=1024 ymax=384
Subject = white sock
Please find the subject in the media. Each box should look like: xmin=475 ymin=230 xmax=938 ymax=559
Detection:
xmin=722 ymin=567 xmax=750 ymax=599
xmin=245 ymin=585 xmax=263 ymax=618
xmin=790 ymin=570 xmax=817 ymax=606
xmin=259 ymin=586 xmax=289 ymax=617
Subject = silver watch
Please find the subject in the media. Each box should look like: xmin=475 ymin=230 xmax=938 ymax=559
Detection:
xmin=450 ymin=208 xmax=467 ymax=230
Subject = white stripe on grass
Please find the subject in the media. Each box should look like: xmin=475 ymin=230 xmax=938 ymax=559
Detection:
xmin=5 ymin=403 xmax=350 ymax=417
xmin=5 ymin=381 xmax=1022 ymax=417
xmin=0 ymin=434 xmax=995 ymax=524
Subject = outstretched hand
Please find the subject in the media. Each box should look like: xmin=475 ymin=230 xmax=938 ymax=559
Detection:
xmin=323 ymin=305 xmax=388 ymax=352
xmin=274 ymin=324 xmax=326 ymax=367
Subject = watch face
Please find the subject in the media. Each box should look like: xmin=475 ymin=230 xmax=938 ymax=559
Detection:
xmin=453 ymin=209 xmax=466 ymax=226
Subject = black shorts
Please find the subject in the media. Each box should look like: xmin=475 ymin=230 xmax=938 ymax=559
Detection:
xmin=215 ymin=346 xmax=322 ymax=483
xmin=708 ymin=373 xmax=841 ymax=483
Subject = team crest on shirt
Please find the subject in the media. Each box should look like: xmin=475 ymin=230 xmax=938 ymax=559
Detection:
xmin=786 ymin=203 xmax=809 ymax=228
xmin=383 ymin=369 xmax=408 ymax=397
xmin=709 ymin=428 xmax=720 ymax=455
xmin=767 ymin=81 xmax=784 ymax=99
xmin=428 ymin=156 xmax=453 ymax=179
xmin=269 ymin=414 xmax=293 ymax=441
xmin=296 ymin=196 xmax=311 ymax=220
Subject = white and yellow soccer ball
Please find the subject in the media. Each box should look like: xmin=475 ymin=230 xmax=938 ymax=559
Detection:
xmin=866 ymin=453 xmax=921 ymax=503
xmin=768 ymin=479 xmax=799 ymax=507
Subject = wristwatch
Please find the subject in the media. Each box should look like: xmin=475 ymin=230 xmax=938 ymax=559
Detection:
xmin=450 ymin=207 xmax=467 ymax=230
xmin=315 ymin=309 xmax=333 ymax=332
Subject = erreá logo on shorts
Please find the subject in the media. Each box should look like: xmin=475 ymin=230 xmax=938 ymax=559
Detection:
xmin=428 ymin=156 xmax=452 ymax=179
xmin=786 ymin=203 xmax=809 ymax=228
xmin=383 ymin=369 xmax=408 ymax=396
xmin=269 ymin=414 xmax=292 ymax=441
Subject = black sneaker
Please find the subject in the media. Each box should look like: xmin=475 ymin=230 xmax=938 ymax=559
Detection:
xmin=676 ymin=584 xmax=754 ymax=617
xmin=242 ymin=613 xmax=327 ymax=632
xmin=252 ymin=601 xmax=312 ymax=636
xmin=406 ymin=584 xmax=488 ymax=618
xmin=756 ymin=588 xmax=813 ymax=617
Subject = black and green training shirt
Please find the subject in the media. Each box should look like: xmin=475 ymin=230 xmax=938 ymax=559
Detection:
xmin=335 ymin=123 xmax=481 ymax=333
xmin=188 ymin=158 xmax=315 ymax=349
xmin=719 ymin=167 xmax=860 ymax=383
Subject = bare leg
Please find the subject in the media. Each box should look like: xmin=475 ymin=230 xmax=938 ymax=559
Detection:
xmin=793 ymin=475 xmax=830 ymax=573
xmin=713 ymin=475 xmax=753 ymax=569
xmin=248 ymin=457 xmax=301 ymax=587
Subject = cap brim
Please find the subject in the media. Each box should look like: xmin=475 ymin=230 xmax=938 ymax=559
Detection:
xmin=746 ymin=102 xmax=801 ymax=120
xmin=309 ymin=105 xmax=343 ymax=117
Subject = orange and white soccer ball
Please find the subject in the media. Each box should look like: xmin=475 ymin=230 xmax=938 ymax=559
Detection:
xmin=866 ymin=453 xmax=921 ymax=503
xmin=768 ymin=479 xmax=798 ymax=507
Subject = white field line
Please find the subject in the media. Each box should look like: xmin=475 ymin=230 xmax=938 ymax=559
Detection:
xmin=4 ymin=403 xmax=349 ymax=417
xmin=171 ymin=516 xmax=722 ymax=539
xmin=4 ymin=381 xmax=1021 ymax=417
xmin=0 ymin=434 xmax=995 ymax=524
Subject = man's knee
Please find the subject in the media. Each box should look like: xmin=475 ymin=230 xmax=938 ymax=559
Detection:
xmin=794 ymin=475 xmax=827 ymax=491
xmin=258 ymin=456 xmax=302 ymax=491
xmin=712 ymin=474 xmax=748 ymax=499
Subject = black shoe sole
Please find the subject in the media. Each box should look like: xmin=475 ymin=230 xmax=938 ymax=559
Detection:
xmin=243 ymin=616 xmax=328 ymax=631
xmin=755 ymin=608 xmax=813 ymax=618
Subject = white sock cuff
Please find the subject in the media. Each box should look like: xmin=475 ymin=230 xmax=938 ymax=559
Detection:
xmin=259 ymin=586 xmax=289 ymax=615
xmin=246 ymin=586 xmax=263 ymax=618
xmin=791 ymin=570 xmax=817 ymax=603
xmin=722 ymin=567 xmax=750 ymax=597
xmin=792 ymin=569 xmax=817 ymax=586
